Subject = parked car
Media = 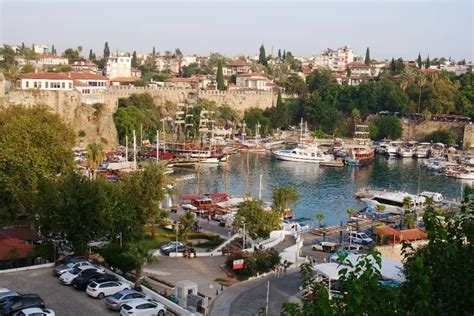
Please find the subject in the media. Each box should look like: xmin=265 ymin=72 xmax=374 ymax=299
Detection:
xmin=119 ymin=299 xmax=166 ymax=316
xmin=161 ymin=244 xmax=189 ymax=256
xmin=12 ymin=308 xmax=55 ymax=316
xmin=0 ymin=291 xmax=19 ymax=304
xmin=342 ymin=244 xmax=363 ymax=253
xmin=54 ymin=255 xmax=87 ymax=267
xmin=159 ymin=241 xmax=184 ymax=254
xmin=53 ymin=259 xmax=91 ymax=276
xmin=59 ymin=266 xmax=104 ymax=285
xmin=86 ymin=281 xmax=130 ymax=299
xmin=181 ymin=204 xmax=197 ymax=211
xmin=312 ymin=240 xmax=339 ymax=253
xmin=105 ymin=289 xmax=147 ymax=311
xmin=0 ymin=294 xmax=44 ymax=316
xmin=348 ymin=231 xmax=373 ymax=245
xmin=72 ymin=273 xmax=118 ymax=291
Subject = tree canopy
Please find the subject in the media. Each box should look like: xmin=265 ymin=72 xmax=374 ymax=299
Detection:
xmin=234 ymin=199 xmax=281 ymax=239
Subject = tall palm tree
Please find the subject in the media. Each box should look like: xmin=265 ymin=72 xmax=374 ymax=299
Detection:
xmin=127 ymin=243 xmax=153 ymax=290
xmin=403 ymin=196 xmax=413 ymax=212
xmin=3 ymin=64 xmax=21 ymax=83
xmin=86 ymin=142 xmax=105 ymax=180
xmin=315 ymin=212 xmax=325 ymax=228
xmin=416 ymin=73 xmax=427 ymax=113
xmin=346 ymin=207 xmax=356 ymax=221
xmin=376 ymin=204 xmax=386 ymax=212
xmin=403 ymin=213 xmax=417 ymax=229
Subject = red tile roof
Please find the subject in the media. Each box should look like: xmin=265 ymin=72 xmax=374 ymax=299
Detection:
xmin=110 ymin=76 xmax=140 ymax=83
xmin=0 ymin=239 xmax=36 ymax=261
xmin=21 ymin=72 xmax=108 ymax=81
xmin=0 ymin=228 xmax=39 ymax=242
xmin=375 ymin=226 xmax=427 ymax=241
xmin=227 ymin=60 xmax=250 ymax=67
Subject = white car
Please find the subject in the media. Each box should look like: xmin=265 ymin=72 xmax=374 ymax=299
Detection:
xmin=13 ymin=307 xmax=55 ymax=316
xmin=181 ymin=204 xmax=197 ymax=211
xmin=59 ymin=265 xmax=104 ymax=285
xmin=348 ymin=231 xmax=373 ymax=245
xmin=86 ymin=280 xmax=130 ymax=299
xmin=120 ymin=299 xmax=166 ymax=316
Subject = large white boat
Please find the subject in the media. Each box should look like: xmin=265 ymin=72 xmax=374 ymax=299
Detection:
xmin=398 ymin=146 xmax=414 ymax=158
xmin=273 ymin=143 xmax=334 ymax=163
xmin=356 ymin=189 xmax=426 ymax=214
xmin=386 ymin=141 xmax=402 ymax=156
xmin=414 ymin=142 xmax=431 ymax=158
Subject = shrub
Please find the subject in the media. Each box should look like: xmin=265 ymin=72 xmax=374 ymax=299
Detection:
xmin=78 ymin=130 xmax=86 ymax=137
xmin=427 ymin=130 xmax=457 ymax=145
xmin=225 ymin=248 xmax=281 ymax=280
xmin=369 ymin=116 xmax=402 ymax=140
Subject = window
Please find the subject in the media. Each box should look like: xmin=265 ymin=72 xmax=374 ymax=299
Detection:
xmin=45 ymin=82 xmax=49 ymax=88
xmin=61 ymin=82 xmax=65 ymax=89
xmin=34 ymin=81 xmax=38 ymax=88
xmin=69 ymin=82 xmax=72 ymax=89
xmin=26 ymin=81 xmax=29 ymax=88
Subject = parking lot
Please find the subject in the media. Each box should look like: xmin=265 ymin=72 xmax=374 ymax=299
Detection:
xmin=0 ymin=267 xmax=116 ymax=315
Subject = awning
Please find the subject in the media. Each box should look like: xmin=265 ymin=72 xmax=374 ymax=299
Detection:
xmin=375 ymin=226 xmax=427 ymax=241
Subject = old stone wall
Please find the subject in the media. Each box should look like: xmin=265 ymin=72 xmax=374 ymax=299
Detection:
xmin=401 ymin=118 xmax=466 ymax=142
xmin=4 ymin=90 xmax=119 ymax=148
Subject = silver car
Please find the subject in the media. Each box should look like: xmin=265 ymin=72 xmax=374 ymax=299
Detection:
xmin=53 ymin=260 xmax=91 ymax=276
xmin=105 ymin=289 xmax=147 ymax=310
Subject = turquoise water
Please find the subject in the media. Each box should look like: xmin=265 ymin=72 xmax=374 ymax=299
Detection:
xmin=176 ymin=153 xmax=465 ymax=226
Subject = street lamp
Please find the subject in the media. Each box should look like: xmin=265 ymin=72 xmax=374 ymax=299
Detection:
xmin=241 ymin=217 xmax=246 ymax=249
xmin=175 ymin=221 xmax=179 ymax=255
xmin=203 ymin=282 xmax=214 ymax=316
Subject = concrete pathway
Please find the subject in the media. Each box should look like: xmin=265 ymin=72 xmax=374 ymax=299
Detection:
xmin=210 ymin=269 xmax=301 ymax=316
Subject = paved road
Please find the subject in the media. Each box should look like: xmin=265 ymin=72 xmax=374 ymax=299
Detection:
xmin=168 ymin=208 xmax=233 ymax=239
xmin=210 ymin=269 xmax=301 ymax=316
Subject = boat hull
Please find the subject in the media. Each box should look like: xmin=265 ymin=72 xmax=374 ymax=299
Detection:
xmin=273 ymin=151 xmax=331 ymax=163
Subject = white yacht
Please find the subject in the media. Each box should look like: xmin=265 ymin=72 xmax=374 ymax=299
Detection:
xmin=273 ymin=143 xmax=334 ymax=163
xmin=414 ymin=142 xmax=431 ymax=158
xmin=357 ymin=189 xmax=426 ymax=214
xmin=386 ymin=141 xmax=402 ymax=156
xmin=398 ymin=146 xmax=414 ymax=158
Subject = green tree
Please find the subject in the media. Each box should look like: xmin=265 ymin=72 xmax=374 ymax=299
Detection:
xmin=272 ymin=186 xmax=300 ymax=213
xmin=417 ymin=53 xmax=423 ymax=69
xmin=178 ymin=211 xmax=195 ymax=243
xmin=0 ymin=106 xmax=75 ymax=225
xmin=258 ymin=44 xmax=267 ymax=66
xmin=51 ymin=45 xmax=56 ymax=55
xmin=281 ymin=74 xmax=307 ymax=96
xmin=216 ymin=60 xmax=225 ymax=91
xmin=62 ymin=48 xmax=80 ymax=63
xmin=21 ymin=63 xmax=35 ymax=74
xmin=86 ymin=142 xmax=105 ymax=180
xmin=127 ymin=162 xmax=174 ymax=238
xmin=234 ymin=199 xmax=281 ymax=239
xmin=425 ymin=55 xmax=431 ymax=69
xmin=131 ymin=51 xmax=138 ymax=67
xmin=103 ymin=41 xmax=110 ymax=58
xmin=243 ymin=108 xmax=271 ymax=136
xmin=278 ymin=49 xmax=281 ymax=60
xmin=427 ymin=130 xmax=457 ymax=145
xmin=364 ymin=47 xmax=371 ymax=65
xmin=403 ymin=213 xmax=417 ymax=229
xmin=88 ymin=49 xmax=94 ymax=61
xmin=315 ymin=212 xmax=325 ymax=228
xmin=369 ymin=116 xmax=402 ymax=140
xmin=346 ymin=207 xmax=356 ymax=220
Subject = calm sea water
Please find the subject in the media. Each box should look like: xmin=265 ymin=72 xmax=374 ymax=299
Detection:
xmin=176 ymin=153 xmax=465 ymax=226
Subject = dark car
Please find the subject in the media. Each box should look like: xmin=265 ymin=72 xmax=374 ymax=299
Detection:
xmin=0 ymin=294 xmax=44 ymax=316
xmin=72 ymin=272 xmax=118 ymax=291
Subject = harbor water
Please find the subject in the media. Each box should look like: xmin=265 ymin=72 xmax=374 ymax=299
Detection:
xmin=176 ymin=153 xmax=466 ymax=226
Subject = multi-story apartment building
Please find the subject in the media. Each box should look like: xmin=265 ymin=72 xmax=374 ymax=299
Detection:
xmin=313 ymin=46 xmax=355 ymax=72
xmin=105 ymin=54 xmax=131 ymax=79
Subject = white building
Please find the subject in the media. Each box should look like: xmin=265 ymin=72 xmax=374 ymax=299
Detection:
xmin=235 ymin=73 xmax=274 ymax=91
xmin=33 ymin=44 xmax=49 ymax=54
xmin=18 ymin=72 xmax=109 ymax=94
xmin=105 ymin=54 xmax=131 ymax=79
xmin=313 ymin=46 xmax=355 ymax=72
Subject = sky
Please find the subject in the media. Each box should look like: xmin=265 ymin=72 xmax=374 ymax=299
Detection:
xmin=1 ymin=0 xmax=473 ymax=61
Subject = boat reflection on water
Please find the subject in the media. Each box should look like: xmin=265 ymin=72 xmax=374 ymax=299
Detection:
xmin=175 ymin=153 xmax=463 ymax=226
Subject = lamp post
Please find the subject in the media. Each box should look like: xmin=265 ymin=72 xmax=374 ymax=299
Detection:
xmin=204 ymin=282 xmax=214 ymax=316
xmin=175 ymin=221 xmax=179 ymax=255
xmin=242 ymin=220 xmax=246 ymax=250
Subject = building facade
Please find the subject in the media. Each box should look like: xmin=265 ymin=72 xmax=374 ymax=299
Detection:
xmin=105 ymin=54 xmax=132 ymax=79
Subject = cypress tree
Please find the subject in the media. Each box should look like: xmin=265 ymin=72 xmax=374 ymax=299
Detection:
xmin=51 ymin=45 xmax=55 ymax=55
xmin=278 ymin=49 xmax=281 ymax=60
xmin=88 ymin=49 xmax=94 ymax=61
xmin=216 ymin=61 xmax=225 ymax=91
xmin=259 ymin=44 xmax=267 ymax=66
xmin=390 ymin=57 xmax=396 ymax=73
xmin=152 ymin=46 xmax=156 ymax=57
xmin=283 ymin=50 xmax=286 ymax=60
xmin=425 ymin=55 xmax=431 ymax=69
xmin=21 ymin=42 xmax=25 ymax=51
xmin=131 ymin=51 xmax=138 ymax=67
xmin=364 ymin=47 xmax=371 ymax=65
xmin=417 ymin=53 xmax=423 ymax=69
xmin=103 ymin=42 xmax=110 ymax=58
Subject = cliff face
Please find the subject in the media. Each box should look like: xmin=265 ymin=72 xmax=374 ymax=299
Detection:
xmin=4 ymin=90 xmax=118 ymax=148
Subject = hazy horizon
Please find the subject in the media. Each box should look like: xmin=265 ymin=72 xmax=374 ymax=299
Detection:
xmin=1 ymin=0 xmax=473 ymax=61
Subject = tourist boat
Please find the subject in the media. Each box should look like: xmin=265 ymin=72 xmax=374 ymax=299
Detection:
xmin=262 ymin=139 xmax=286 ymax=149
xmin=398 ymin=145 xmax=414 ymax=158
xmin=344 ymin=146 xmax=375 ymax=166
xmin=414 ymin=142 xmax=431 ymax=158
xmin=386 ymin=141 xmax=402 ymax=156
xmin=455 ymin=172 xmax=474 ymax=180
xmin=272 ymin=143 xmax=334 ymax=163
xmin=356 ymin=188 xmax=426 ymax=214
xmin=199 ymin=157 xmax=220 ymax=164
